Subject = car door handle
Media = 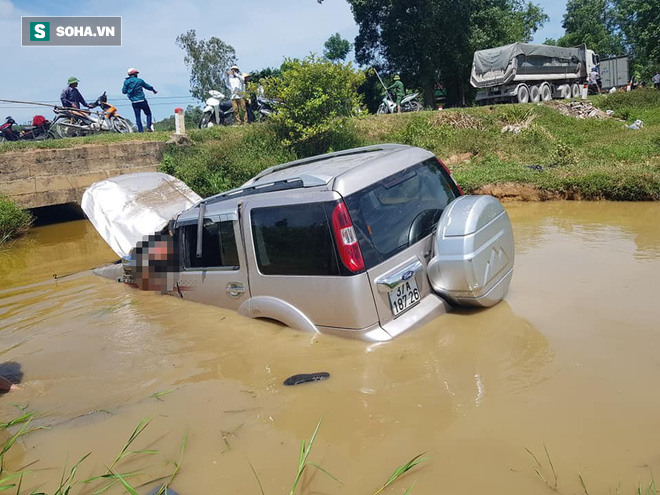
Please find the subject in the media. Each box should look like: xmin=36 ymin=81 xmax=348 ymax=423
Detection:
xmin=226 ymin=282 xmax=246 ymax=298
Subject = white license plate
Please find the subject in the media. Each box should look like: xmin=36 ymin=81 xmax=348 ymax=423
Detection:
xmin=388 ymin=279 xmax=421 ymax=317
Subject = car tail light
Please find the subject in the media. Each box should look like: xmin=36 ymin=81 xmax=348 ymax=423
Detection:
xmin=331 ymin=202 xmax=365 ymax=273
xmin=437 ymin=157 xmax=464 ymax=196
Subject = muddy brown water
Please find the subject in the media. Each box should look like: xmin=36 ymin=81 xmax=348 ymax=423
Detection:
xmin=1 ymin=201 xmax=659 ymax=494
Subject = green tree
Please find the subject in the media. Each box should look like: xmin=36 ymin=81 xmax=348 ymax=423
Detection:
xmin=615 ymin=0 xmax=659 ymax=75
xmin=336 ymin=0 xmax=547 ymax=106
xmin=263 ymin=54 xmax=365 ymax=153
xmin=175 ymin=29 xmax=237 ymax=101
xmin=324 ymin=33 xmax=352 ymax=61
xmin=556 ymin=0 xmax=624 ymax=57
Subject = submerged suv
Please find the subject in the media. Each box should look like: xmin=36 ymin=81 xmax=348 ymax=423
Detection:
xmin=84 ymin=144 xmax=514 ymax=341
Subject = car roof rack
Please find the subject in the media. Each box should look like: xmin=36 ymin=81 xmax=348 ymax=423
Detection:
xmin=200 ymin=178 xmax=306 ymax=207
xmin=248 ymin=144 xmax=407 ymax=183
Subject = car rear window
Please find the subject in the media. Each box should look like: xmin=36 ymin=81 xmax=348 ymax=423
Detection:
xmin=251 ymin=202 xmax=341 ymax=276
xmin=344 ymin=158 xmax=458 ymax=269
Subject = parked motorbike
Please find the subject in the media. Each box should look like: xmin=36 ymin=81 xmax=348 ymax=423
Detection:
xmin=199 ymin=90 xmax=235 ymax=128
xmin=0 ymin=115 xmax=54 ymax=143
xmin=51 ymin=92 xmax=133 ymax=138
xmin=255 ymin=96 xmax=277 ymax=122
xmin=376 ymin=92 xmax=423 ymax=114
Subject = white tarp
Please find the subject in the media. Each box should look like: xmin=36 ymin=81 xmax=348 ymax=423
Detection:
xmin=82 ymin=172 xmax=201 ymax=258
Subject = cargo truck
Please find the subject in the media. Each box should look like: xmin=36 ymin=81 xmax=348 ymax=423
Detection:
xmin=470 ymin=43 xmax=626 ymax=104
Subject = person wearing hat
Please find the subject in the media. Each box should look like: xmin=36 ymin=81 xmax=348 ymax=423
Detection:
xmin=225 ymin=65 xmax=247 ymax=124
xmin=388 ymin=74 xmax=405 ymax=113
xmin=60 ymin=77 xmax=90 ymax=109
xmin=122 ymin=67 xmax=158 ymax=132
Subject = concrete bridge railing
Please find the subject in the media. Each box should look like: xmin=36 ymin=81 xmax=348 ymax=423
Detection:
xmin=0 ymin=141 xmax=166 ymax=209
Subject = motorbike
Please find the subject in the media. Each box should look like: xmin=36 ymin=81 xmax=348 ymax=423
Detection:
xmin=0 ymin=115 xmax=54 ymax=143
xmin=199 ymin=90 xmax=235 ymax=128
xmin=254 ymin=96 xmax=277 ymax=122
xmin=51 ymin=92 xmax=133 ymax=138
xmin=376 ymin=92 xmax=423 ymax=114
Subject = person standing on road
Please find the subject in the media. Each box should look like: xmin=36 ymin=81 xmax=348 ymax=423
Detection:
xmin=653 ymin=72 xmax=660 ymax=89
xmin=122 ymin=68 xmax=157 ymax=132
xmin=60 ymin=77 xmax=90 ymax=109
xmin=388 ymin=74 xmax=405 ymax=113
xmin=225 ymin=65 xmax=247 ymax=124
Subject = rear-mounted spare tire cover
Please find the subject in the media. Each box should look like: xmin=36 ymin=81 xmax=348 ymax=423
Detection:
xmin=427 ymin=195 xmax=514 ymax=307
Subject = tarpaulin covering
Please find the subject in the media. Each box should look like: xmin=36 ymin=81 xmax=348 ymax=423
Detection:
xmin=82 ymin=172 xmax=201 ymax=258
xmin=471 ymin=43 xmax=586 ymax=88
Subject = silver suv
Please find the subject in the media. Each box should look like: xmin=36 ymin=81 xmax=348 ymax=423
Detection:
xmin=84 ymin=144 xmax=514 ymax=342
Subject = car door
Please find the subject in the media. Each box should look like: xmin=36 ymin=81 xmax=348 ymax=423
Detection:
xmin=175 ymin=210 xmax=250 ymax=311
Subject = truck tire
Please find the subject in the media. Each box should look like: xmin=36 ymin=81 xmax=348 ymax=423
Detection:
xmin=558 ymin=84 xmax=571 ymax=99
xmin=516 ymin=85 xmax=529 ymax=104
xmin=541 ymin=84 xmax=552 ymax=101
xmin=530 ymin=85 xmax=541 ymax=103
xmin=571 ymin=83 xmax=580 ymax=98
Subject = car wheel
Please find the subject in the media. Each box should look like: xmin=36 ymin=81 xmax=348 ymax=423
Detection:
xmin=516 ymin=85 xmax=529 ymax=104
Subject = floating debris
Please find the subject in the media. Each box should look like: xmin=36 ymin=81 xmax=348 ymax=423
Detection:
xmin=283 ymin=372 xmax=330 ymax=386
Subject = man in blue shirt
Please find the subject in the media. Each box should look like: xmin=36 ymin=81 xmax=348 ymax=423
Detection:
xmin=60 ymin=77 xmax=90 ymax=109
xmin=122 ymin=68 xmax=158 ymax=132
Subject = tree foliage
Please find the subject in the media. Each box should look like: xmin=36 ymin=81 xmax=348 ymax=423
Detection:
xmin=340 ymin=0 xmax=547 ymax=105
xmin=324 ymin=33 xmax=352 ymax=61
xmin=616 ymin=0 xmax=659 ymax=74
xmin=263 ymin=55 xmax=365 ymax=153
xmin=556 ymin=0 xmax=624 ymax=57
xmin=175 ymin=29 xmax=237 ymax=101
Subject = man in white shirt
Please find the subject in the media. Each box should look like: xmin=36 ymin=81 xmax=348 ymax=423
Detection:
xmin=225 ymin=65 xmax=247 ymax=124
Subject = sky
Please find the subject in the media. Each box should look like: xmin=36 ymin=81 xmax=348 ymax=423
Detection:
xmin=0 ymin=0 xmax=567 ymax=125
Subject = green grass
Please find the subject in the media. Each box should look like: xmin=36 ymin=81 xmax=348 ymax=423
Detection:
xmin=2 ymin=89 xmax=659 ymax=201
xmin=0 ymin=131 xmax=170 ymax=153
xmin=0 ymin=196 xmax=33 ymax=245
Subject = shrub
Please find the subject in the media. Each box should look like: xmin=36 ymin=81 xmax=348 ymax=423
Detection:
xmin=263 ymin=55 xmax=365 ymax=154
xmin=0 ymin=196 xmax=33 ymax=244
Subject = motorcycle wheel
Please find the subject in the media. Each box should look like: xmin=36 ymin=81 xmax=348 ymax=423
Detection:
xmin=0 ymin=136 xmax=6 ymax=144
xmin=407 ymin=101 xmax=423 ymax=112
xmin=112 ymin=116 xmax=134 ymax=133
xmin=376 ymin=104 xmax=388 ymax=115
xmin=53 ymin=116 xmax=85 ymax=139
xmin=200 ymin=113 xmax=220 ymax=129
xmin=222 ymin=112 xmax=236 ymax=126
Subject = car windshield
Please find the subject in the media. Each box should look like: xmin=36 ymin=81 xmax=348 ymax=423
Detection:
xmin=344 ymin=158 xmax=458 ymax=269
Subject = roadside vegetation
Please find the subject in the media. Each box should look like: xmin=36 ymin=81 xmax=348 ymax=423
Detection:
xmin=1 ymin=89 xmax=658 ymax=203
xmin=0 ymin=196 xmax=33 ymax=245
xmin=162 ymin=89 xmax=660 ymax=201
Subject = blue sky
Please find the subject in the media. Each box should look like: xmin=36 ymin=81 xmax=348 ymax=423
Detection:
xmin=0 ymin=0 xmax=566 ymax=124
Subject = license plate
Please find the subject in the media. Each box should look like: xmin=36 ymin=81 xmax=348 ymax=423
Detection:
xmin=388 ymin=279 xmax=421 ymax=317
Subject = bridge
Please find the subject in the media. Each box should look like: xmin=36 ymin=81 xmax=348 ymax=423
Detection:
xmin=0 ymin=141 xmax=165 ymax=209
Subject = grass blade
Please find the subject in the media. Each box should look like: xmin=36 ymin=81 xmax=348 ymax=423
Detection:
xmin=373 ymin=453 xmax=428 ymax=495
xmin=246 ymin=457 xmax=265 ymax=495
xmin=402 ymin=482 xmax=416 ymax=495
xmin=290 ymin=419 xmax=323 ymax=495
xmin=544 ymin=443 xmax=558 ymax=489
xmin=308 ymin=462 xmax=341 ymax=485
xmin=578 ymin=473 xmax=590 ymax=495
xmin=152 ymin=389 xmax=176 ymax=401
xmin=108 ymin=469 xmax=139 ymax=495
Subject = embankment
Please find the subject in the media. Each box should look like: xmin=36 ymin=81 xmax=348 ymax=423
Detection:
xmin=0 ymin=141 xmax=165 ymax=208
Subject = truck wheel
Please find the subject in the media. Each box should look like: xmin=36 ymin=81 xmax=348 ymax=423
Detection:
xmin=530 ymin=85 xmax=541 ymax=103
xmin=571 ymin=83 xmax=580 ymax=98
xmin=541 ymin=84 xmax=552 ymax=101
xmin=516 ymin=85 xmax=529 ymax=104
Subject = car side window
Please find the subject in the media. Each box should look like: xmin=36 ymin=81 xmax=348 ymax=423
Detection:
xmin=182 ymin=221 xmax=239 ymax=269
xmin=251 ymin=202 xmax=340 ymax=276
